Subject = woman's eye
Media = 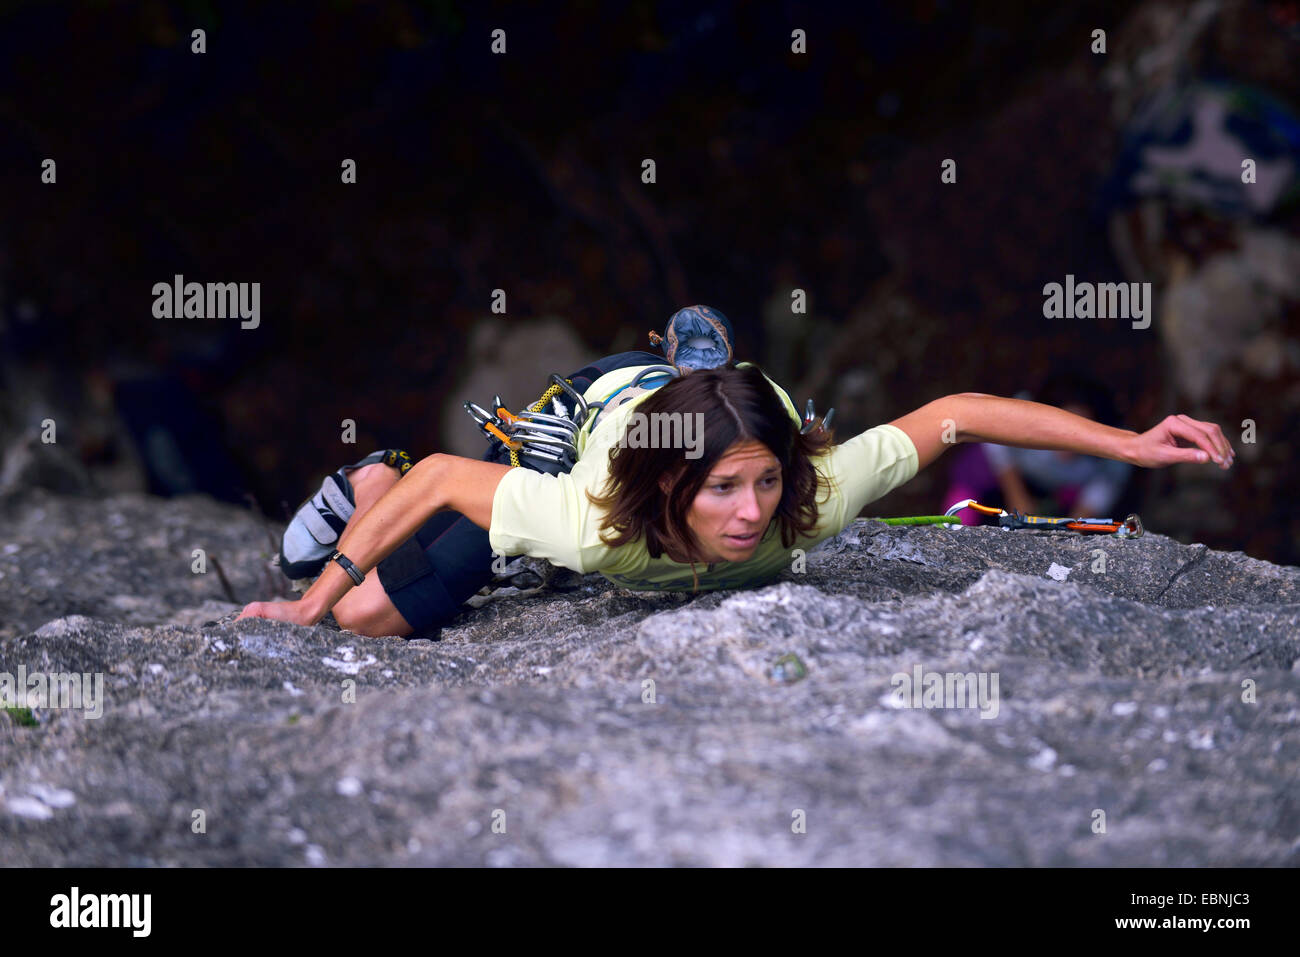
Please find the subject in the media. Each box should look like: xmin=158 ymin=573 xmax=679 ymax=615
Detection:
xmin=711 ymin=477 xmax=779 ymax=492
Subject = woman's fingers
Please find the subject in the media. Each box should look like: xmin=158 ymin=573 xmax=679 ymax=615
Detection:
xmin=1164 ymin=415 xmax=1233 ymax=468
xmin=1176 ymin=414 xmax=1233 ymax=464
xmin=1204 ymin=417 xmax=1234 ymax=463
xmin=1142 ymin=417 xmax=1207 ymax=466
xmin=1135 ymin=413 xmax=1238 ymax=470
xmin=235 ymin=602 xmax=265 ymax=621
xmin=235 ymin=599 xmax=318 ymax=627
xmin=1169 ymin=417 xmax=1217 ymax=463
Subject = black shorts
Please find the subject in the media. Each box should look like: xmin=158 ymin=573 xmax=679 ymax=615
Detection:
xmin=376 ymin=350 xmax=664 ymax=638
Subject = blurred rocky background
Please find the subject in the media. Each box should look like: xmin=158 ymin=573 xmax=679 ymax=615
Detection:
xmin=1 ymin=0 xmax=1297 ymax=562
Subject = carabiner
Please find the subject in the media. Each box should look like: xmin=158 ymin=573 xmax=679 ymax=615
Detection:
xmin=515 ymin=409 xmax=580 ymax=437
xmin=799 ymin=398 xmax=836 ymax=434
xmin=631 ymin=365 xmax=680 ymax=387
xmin=1117 ymin=513 xmax=1144 ymax=538
xmin=548 ymin=375 xmax=590 ymax=426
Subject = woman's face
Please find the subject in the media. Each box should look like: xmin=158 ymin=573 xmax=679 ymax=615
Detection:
xmin=684 ymin=439 xmax=784 ymax=563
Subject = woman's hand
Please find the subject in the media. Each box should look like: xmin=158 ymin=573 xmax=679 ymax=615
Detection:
xmin=235 ymin=598 xmax=322 ymax=628
xmin=1126 ymin=414 xmax=1235 ymax=470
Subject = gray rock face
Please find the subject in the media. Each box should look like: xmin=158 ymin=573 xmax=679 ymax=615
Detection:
xmin=1 ymin=489 xmax=1298 ymax=866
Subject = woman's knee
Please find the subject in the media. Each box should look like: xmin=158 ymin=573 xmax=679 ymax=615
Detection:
xmin=333 ymin=575 xmax=413 ymax=638
xmin=349 ymin=461 xmax=401 ymax=491
xmin=348 ymin=462 xmax=402 ymax=520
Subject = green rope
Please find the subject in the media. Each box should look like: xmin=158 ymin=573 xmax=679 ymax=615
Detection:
xmin=869 ymin=515 xmax=962 ymax=526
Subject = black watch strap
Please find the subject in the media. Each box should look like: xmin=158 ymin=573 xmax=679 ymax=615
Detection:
xmin=329 ymin=549 xmax=365 ymax=586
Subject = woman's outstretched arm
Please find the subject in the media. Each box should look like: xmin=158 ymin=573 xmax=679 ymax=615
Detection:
xmin=888 ymin=393 xmax=1234 ymax=474
xmin=236 ymin=453 xmax=511 ymax=627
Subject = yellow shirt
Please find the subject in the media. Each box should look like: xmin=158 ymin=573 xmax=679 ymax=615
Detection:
xmin=488 ymin=363 xmax=919 ymax=591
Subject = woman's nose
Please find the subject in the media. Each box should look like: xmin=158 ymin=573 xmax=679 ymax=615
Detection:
xmin=735 ymin=487 xmax=762 ymax=520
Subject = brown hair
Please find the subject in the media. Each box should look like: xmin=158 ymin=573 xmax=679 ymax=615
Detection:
xmin=584 ymin=363 xmax=838 ymax=591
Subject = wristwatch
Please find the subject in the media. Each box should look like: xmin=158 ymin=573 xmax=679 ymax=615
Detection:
xmin=328 ymin=549 xmax=365 ymax=586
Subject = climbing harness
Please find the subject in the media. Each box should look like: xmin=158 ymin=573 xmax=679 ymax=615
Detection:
xmin=941 ymin=499 xmax=1144 ymax=537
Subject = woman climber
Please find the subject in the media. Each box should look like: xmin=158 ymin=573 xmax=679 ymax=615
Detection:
xmin=236 ymin=304 xmax=1235 ymax=639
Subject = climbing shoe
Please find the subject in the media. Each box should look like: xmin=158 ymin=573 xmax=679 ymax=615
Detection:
xmin=277 ymin=449 xmax=414 ymax=580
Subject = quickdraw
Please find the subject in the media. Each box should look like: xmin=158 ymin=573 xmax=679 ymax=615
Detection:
xmin=942 ymin=499 xmax=1144 ymax=538
xmin=464 ymin=373 xmax=588 ymax=471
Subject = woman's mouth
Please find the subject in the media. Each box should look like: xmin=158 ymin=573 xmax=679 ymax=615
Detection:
xmin=726 ymin=531 xmax=760 ymax=547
